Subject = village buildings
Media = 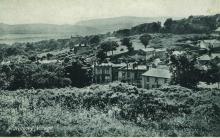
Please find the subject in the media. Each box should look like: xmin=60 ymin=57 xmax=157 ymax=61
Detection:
xmin=93 ymin=60 xmax=171 ymax=89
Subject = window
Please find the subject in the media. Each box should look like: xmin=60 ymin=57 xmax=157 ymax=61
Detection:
xmin=105 ymin=76 xmax=110 ymax=82
xmin=127 ymin=72 xmax=130 ymax=78
xmin=164 ymin=78 xmax=168 ymax=83
xmin=122 ymin=72 xmax=126 ymax=77
xmin=134 ymin=72 xmax=138 ymax=79
xmin=155 ymin=77 xmax=158 ymax=83
xmin=146 ymin=84 xmax=149 ymax=89
xmin=146 ymin=77 xmax=149 ymax=82
xmin=105 ymin=69 xmax=109 ymax=74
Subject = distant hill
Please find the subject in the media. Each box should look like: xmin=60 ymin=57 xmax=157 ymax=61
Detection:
xmin=0 ymin=16 xmax=176 ymax=36
xmin=3 ymin=15 xmax=218 ymax=37
xmin=75 ymin=16 xmax=175 ymax=33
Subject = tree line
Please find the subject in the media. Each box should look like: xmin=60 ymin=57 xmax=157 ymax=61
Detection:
xmin=113 ymin=14 xmax=220 ymax=37
xmin=0 ymin=60 xmax=92 ymax=90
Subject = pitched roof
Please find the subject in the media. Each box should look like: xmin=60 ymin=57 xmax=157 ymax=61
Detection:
xmin=198 ymin=54 xmax=220 ymax=61
xmin=95 ymin=62 xmax=126 ymax=67
xmin=119 ymin=64 xmax=148 ymax=70
xmin=172 ymin=51 xmax=183 ymax=55
xmin=142 ymin=68 xmax=172 ymax=79
xmin=141 ymin=48 xmax=155 ymax=52
xmin=155 ymin=48 xmax=166 ymax=52
xmin=198 ymin=55 xmax=212 ymax=61
xmin=215 ymin=27 xmax=220 ymax=32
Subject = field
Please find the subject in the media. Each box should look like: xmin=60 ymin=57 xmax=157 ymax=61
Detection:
xmin=0 ymin=82 xmax=220 ymax=136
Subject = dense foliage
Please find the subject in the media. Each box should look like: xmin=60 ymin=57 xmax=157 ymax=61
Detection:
xmin=0 ymin=63 xmax=71 ymax=90
xmin=130 ymin=22 xmax=161 ymax=35
xmin=163 ymin=14 xmax=220 ymax=34
xmin=113 ymin=14 xmax=220 ymax=36
xmin=0 ymin=82 xmax=219 ymax=136
xmin=169 ymin=51 xmax=220 ymax=88
xmin=0 ymin=59 xmax=92 ymax=90
xmin=169 ymin=51 xmax=202 ymax=88
xmin=100 ymin=41 xmax=119 ymax=55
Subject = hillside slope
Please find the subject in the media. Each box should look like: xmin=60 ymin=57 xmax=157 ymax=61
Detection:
xmin=0 ymin=82 xmax=220 ymax=136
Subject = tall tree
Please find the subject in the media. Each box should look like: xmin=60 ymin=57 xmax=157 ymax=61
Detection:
xmin=169 ymin=51 xmax=202 ymax=88
xmin=139 ymin=34 xmax=152 ymax=48
xmin=65 ymin=61 xmax=92 ymax=88
xmin=96 ymin=50 xmax=107 ymax=63
xmin=164 ymin=18 xmax=173 ymax=31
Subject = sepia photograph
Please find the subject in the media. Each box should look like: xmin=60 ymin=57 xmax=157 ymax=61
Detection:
xmin=0 ymin=0 xmax=220 ymax=137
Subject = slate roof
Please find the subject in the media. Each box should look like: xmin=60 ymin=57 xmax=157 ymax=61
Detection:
xmin=95 ymin=62 xmax=127 ymax=67
xmin=198 ymin=54 xmax=220 ymax=61
xmin=215 ymin=27 xmax=220 ymax=32
xmin=142 ymin=68 xmax=172 ymax=79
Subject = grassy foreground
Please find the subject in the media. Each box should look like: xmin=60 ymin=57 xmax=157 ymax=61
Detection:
xmin=0 ymin=82 xmax=220 ymax=136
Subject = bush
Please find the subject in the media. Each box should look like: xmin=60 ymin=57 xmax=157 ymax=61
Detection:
xmin=0 ymin=82 xmax=220 ymax=136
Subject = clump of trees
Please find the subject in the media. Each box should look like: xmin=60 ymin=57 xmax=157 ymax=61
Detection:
xmin=88 ymin=35 xmax=100 ymax=45
xmin=0 ymin=59 xmax=93 ymax=90
xmin=162 ymin=14 xmax=220 ymax=34
xmin=120 ymin=37 xmax=133 ymax=52
xmin=113 ymin=29 xmax=130 ymax=37
xmin=130 ymin=22 xmax=161 ymax=35
xmin=169 ymin=52 xmax=202 ymax=88
xmin=139 ymin=34 xmax=152 ymax=48
xmin=0 ymin=63 xmax=71 ymax=90
xmin=169 ymin=51 xmax=220 ymax=88
xmin=99 ymin=40 xmax=119 ymax=55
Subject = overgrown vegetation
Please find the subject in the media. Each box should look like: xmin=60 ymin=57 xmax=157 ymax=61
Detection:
xmin=0 ymin=82 xmax=219 ymax=136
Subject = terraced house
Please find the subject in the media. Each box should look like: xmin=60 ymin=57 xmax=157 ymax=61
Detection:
xmin=93 ymin=63 xmax=126 ymax=83
xmin=118 ymin=64 xmax=149 ymax=88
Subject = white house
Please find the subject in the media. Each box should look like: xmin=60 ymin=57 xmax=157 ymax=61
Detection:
xmin=141 ymin=68 xmax=172 ymax=89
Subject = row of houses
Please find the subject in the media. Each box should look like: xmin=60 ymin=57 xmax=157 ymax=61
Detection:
xmin=93 ymin=62 xmax=171 ymax=89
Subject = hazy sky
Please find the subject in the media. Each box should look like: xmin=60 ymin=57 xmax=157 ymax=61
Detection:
xmin=0 ymin=0 xmax=220 ymax=25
